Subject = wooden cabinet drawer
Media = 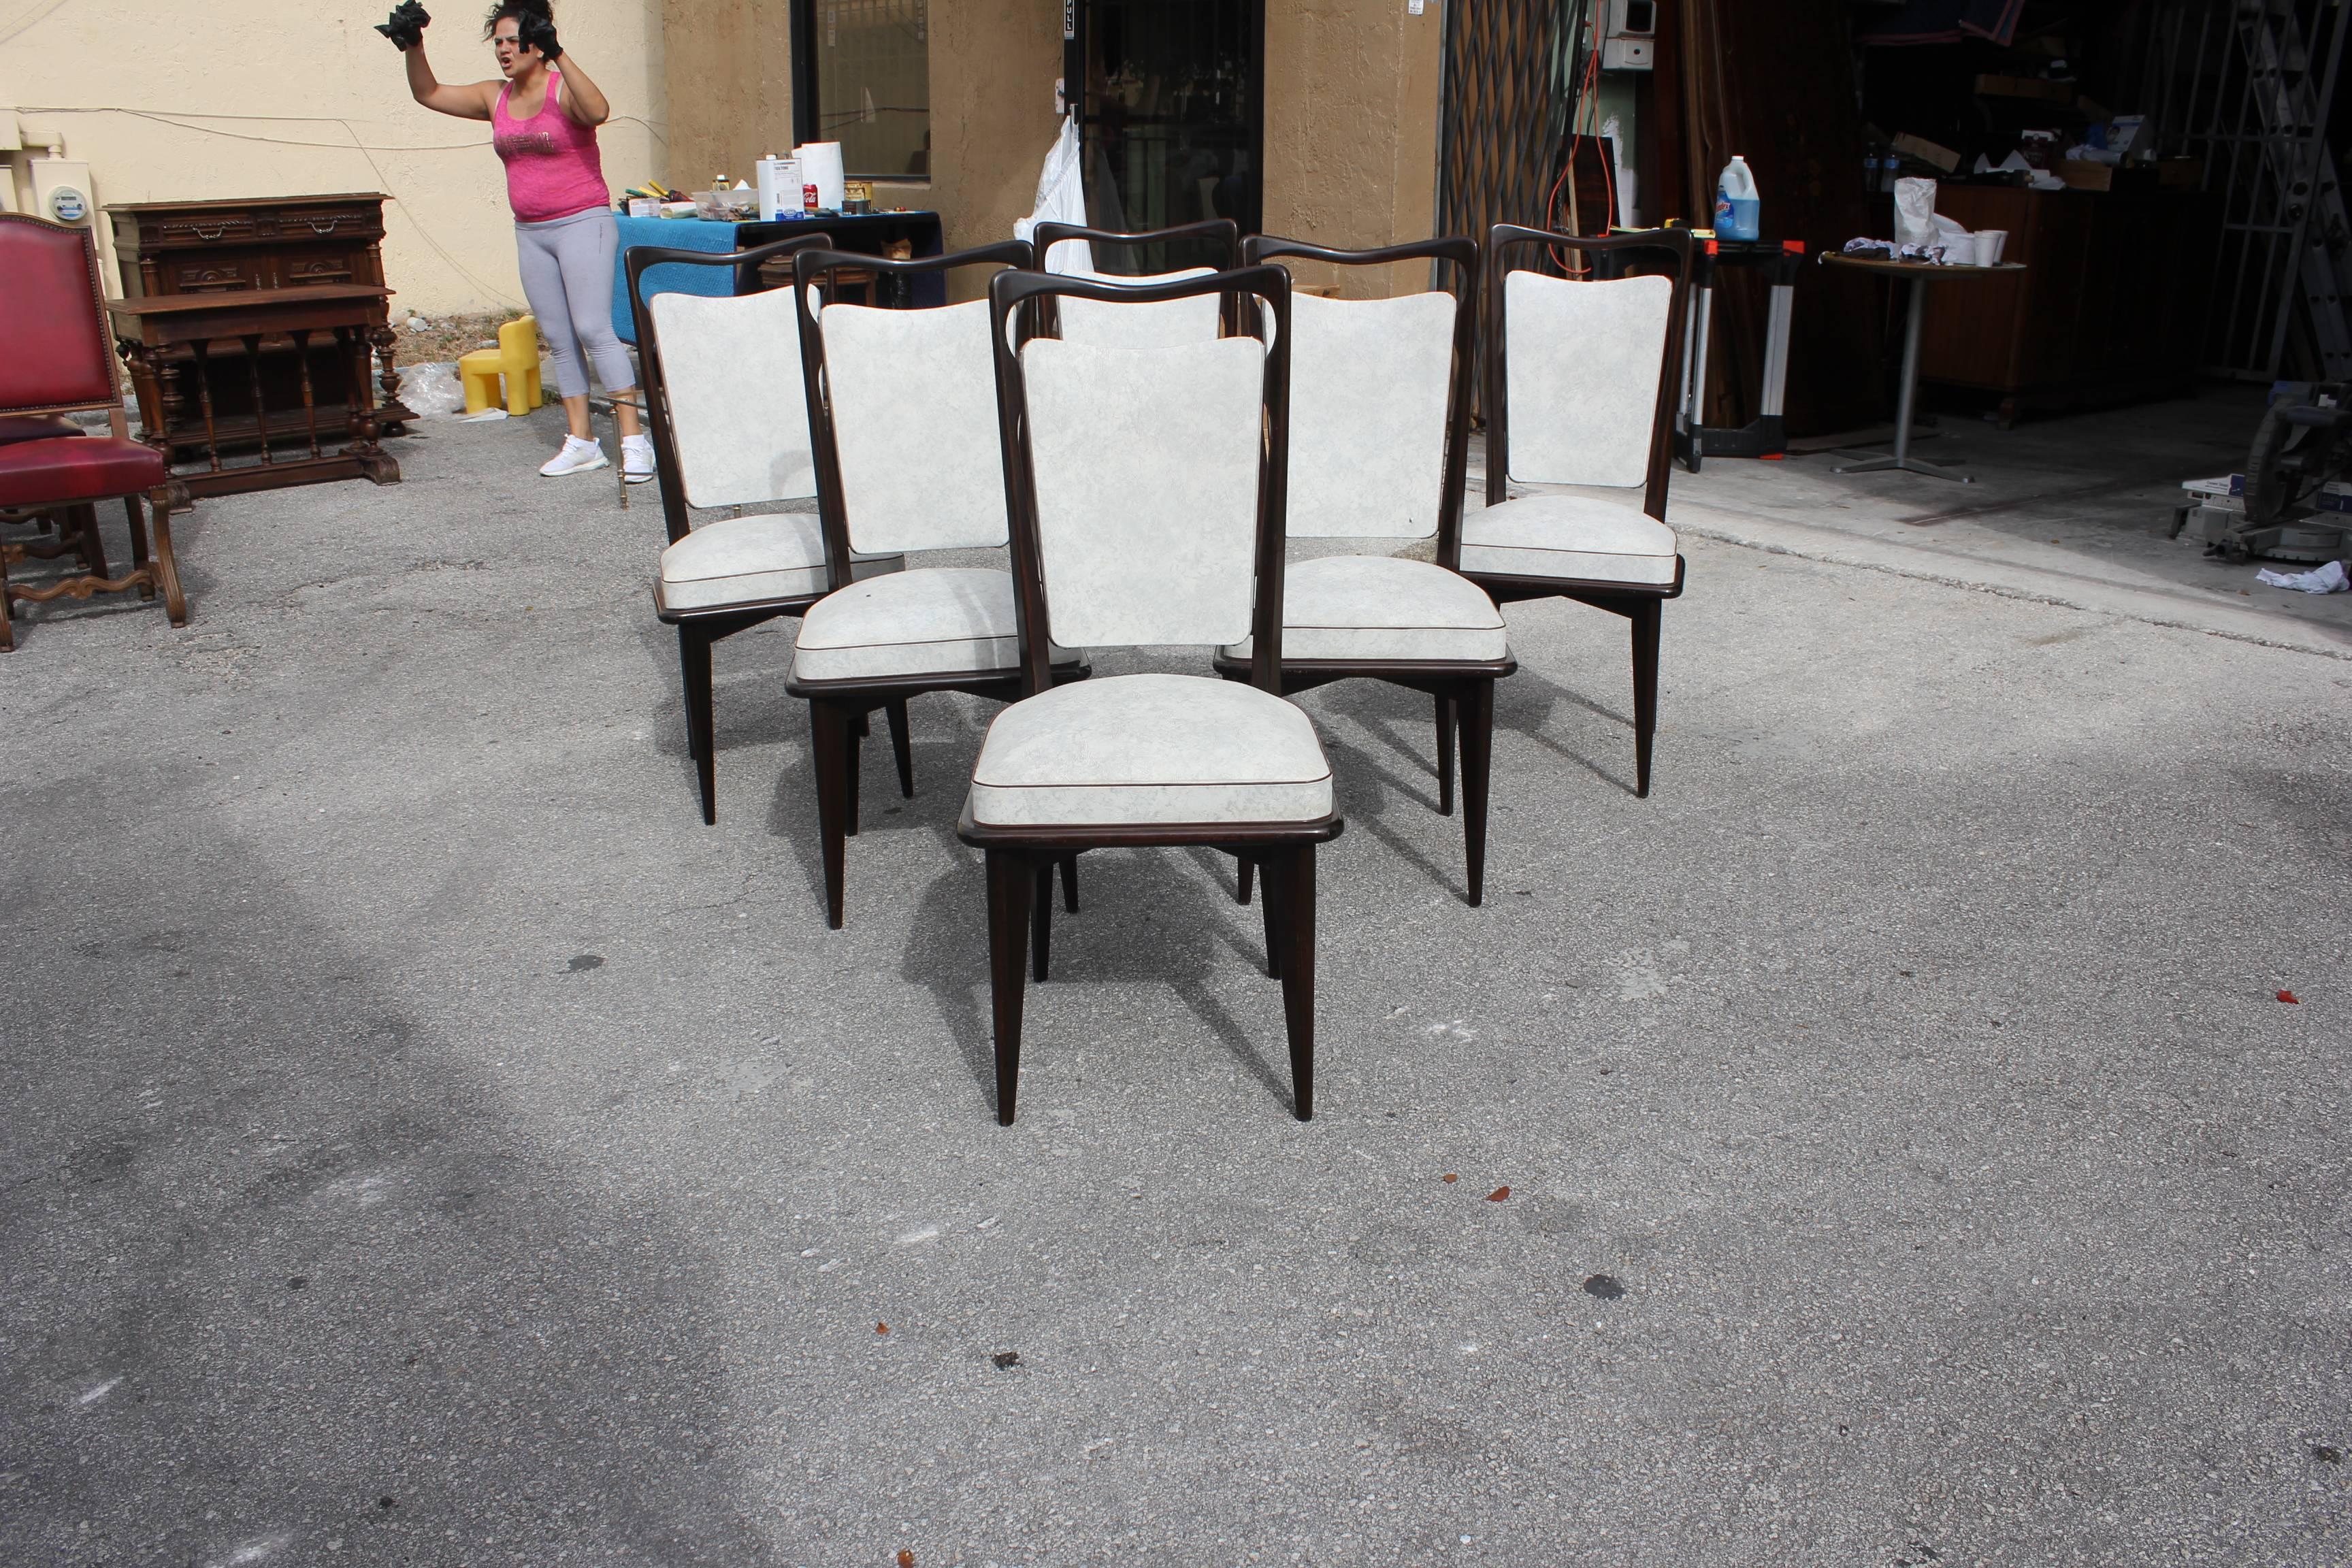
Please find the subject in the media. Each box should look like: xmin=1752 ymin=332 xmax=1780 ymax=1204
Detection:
xmin=166 ymin=252 xmax=273 ymax=293
xmin=149 ymin=213 xmax=259 ymax=247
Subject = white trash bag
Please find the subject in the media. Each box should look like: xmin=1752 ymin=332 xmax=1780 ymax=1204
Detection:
xmin=395 ymin=361 xmax=467 ymax=419
xmin=1015 ymin=115 xmax=1093 ymax=275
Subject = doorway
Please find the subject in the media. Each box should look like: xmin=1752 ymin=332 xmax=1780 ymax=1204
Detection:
xmin=1065 ymin=0 xmax=1263 ymax=272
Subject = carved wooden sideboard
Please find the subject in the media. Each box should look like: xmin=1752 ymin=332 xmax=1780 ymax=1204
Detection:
xmin=106 ymin=194 xmax=416 ymax=466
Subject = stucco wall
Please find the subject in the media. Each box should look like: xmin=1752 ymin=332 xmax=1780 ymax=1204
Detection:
xmin=877 ymin=0 xmax=1060 ymax=299
xmin=0 ymin=0 xmax=666 ymax=315
xmin=1262 ymin=0 xmax=1443 ymax=298
xmin=659 ymin=0 xmax=793 ymax=190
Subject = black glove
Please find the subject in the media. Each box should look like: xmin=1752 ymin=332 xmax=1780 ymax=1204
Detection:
xmin=375 ymin=1 xmax=430 ymax=50
xmin=519 ymin=11 xmax=561 ymax=59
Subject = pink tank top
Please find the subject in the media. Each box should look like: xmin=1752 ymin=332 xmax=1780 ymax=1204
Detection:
xmin=492 ymin=67 xmax=610 ymax=223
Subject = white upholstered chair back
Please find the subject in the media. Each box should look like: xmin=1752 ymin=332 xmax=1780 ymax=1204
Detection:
xmin=1018 ymin=335 xmax=1268 ymax=649
xmin=647 ymin=286 xmax=816 ymax=508
xmin=1056 ymin=267 xmax=1222 ymax=350
xmin=1284 ymin=291 xmax=1457 ymax=539
xmin=815 ymin=296 xmax=1008 ymax=554
xmin=1500 ymin=270 xmax=1673 ymax=489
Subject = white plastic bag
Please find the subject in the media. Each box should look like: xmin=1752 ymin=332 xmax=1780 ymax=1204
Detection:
xmin=1893 ymin=178 xmax=1939 ymax=249
xmin=395 ymin=361 xmax=466 ymax=419
xmin=1015 ymin=116 xmax=1093 ymax=274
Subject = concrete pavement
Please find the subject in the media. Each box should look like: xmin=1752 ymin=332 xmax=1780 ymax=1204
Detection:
xmin=3 ymin=405 xmax=2348 ymax=1567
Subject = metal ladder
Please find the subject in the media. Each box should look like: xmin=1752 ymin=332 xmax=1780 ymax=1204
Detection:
xmin=2239 ymin=0 xmax=2352 ymax=376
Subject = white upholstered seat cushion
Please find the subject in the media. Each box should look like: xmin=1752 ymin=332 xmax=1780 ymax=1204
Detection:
xmin=1457 ymin=493 xmax=1680 ymax=586
xmin=1218 ymin=554 xmax=1508 ymax=663
xmin=658 ymin=512 xmax=902 ymax=611
xmin=969 ymin=674 xmax=1333 ymax=827
xmin=791 ymin=566 xmax=1070 ymax=683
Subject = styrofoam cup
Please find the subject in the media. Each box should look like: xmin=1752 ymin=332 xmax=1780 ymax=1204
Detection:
xmin=1974 ymin=229 xmax=2008 ymax=266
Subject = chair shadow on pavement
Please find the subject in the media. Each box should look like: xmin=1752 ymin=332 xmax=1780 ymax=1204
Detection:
xmin=899 ymin=848 xmax=1294 ymax=1121
xmin=1 ymin=820 xmax=766 ymax=1566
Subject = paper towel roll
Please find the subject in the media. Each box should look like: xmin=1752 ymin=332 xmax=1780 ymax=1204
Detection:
xmin=792 ymin=142 xmax=847 ymax=212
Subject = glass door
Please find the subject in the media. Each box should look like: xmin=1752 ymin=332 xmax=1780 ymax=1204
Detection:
xmin=1066 ymin=0 xmax=1263 ymax=273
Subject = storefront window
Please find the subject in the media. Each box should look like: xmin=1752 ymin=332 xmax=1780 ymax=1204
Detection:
xmin=798 ymin=0 xmax=932 ymax=180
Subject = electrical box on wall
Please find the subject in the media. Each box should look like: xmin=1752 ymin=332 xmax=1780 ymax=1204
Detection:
xmin=1603 ymin=0 xmax=1654 ymax=71
xmin=33 ymin=158 xmax=95 ymax=227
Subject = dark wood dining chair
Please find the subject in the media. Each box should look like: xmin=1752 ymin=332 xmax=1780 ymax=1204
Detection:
xmin=0 ymin=213 xmax=186 ymax=651
xmin=1212 ymin=233 xmax=1511 ymax=904
xmin=785 ymin=241 xmax=1089 ymax=929
xmin=627 ymin=231 xmax=910 ymax=823
xmin=965 ymin=263 xmax=1342 ymax=1125
xmin=1463 ymin=223 xmax=1695 ymax=797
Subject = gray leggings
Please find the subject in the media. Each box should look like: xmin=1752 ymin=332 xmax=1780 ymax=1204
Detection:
xmin=514 ymin=206 xmax=634 ymax=401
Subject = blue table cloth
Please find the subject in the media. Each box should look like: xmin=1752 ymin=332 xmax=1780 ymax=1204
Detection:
xmin=612 ymin=211 xmax=947 ymax=343
xmin=611 ymin=215 xmax=742 ymax=346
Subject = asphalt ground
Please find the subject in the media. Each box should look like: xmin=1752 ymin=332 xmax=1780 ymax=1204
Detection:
xmin=3 ymin=409 xmax=2348 ymax=1567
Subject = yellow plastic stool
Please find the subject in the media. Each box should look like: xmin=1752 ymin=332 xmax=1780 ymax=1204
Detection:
xmin=458 ymin=314 xmax=542 ymax=415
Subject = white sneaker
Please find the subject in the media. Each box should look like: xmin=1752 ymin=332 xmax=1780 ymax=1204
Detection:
xmin=621 ymin=432 xmax=656 ymax=484
xmin=539 ymin=435 xmax=608 ymax=477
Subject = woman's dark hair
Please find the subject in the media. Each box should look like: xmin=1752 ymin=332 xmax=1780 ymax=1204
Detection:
xmin=482 ymin=0 xmax=553 ymax=39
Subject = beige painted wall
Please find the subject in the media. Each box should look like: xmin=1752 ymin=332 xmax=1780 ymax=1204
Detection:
xmin=0 ymin=0 xmax=667 ymax=315
xmin=1262 ymin=0 xmax=1444 ymax=298
xmin=660 ymin=0 xmax=794 ymax=189
xmin=878 ymin=0 xmax=1059 ymax=299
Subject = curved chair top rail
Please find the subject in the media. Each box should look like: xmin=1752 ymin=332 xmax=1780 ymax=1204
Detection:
xmin=1241 ymin=233 xmax=1478 ymax=276
xmin=790 ymin=238 xmax=1032 ymax=289
xmin=623 ymin=231 xmax=834 ymax=297
xmin=987 ymin=263 xmax=1294 ymax=697
xmin=793 ymin=240 xmax=1039 ymax=585
xmin=1030 ymin=218 xmax=1241 ymax=268
xmin=1241 ymin=233 xmax=1482 ymax=563
xmin=1482 ymin=223 xmax=1694 ymax=519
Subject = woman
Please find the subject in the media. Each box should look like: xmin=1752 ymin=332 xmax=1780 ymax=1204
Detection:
xmin=381 ymin=0 xmax=651 ymax=481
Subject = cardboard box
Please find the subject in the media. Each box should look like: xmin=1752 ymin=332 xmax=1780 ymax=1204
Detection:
xmin=1974 ymin=73 xmax=2078 ymax=103
xmin=2156 ymin=157 xmax=2206 ymax=190
xmin=1892 ymin=133 xmax=1961 ymax=173
xmin=2055 ymin=159 xmax=2115 ymax=191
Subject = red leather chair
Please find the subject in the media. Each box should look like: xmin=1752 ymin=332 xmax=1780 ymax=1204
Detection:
xmin=0 ymin=213 xmax=186 ymax=651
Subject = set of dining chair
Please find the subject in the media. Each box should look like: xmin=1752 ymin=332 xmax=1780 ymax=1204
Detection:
xmin=624 ymin=217 xmax=1695 ymax=1126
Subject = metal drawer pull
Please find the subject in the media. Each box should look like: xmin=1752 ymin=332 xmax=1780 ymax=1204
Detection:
xmin=308 ymin=218 xmax=341 ymax=233
xmin=193 ymin=224 xmax=226 ymax=240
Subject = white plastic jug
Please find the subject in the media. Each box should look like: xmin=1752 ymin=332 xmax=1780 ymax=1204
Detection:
xmin=1715 ymin=154 xmax=1760 ymax=242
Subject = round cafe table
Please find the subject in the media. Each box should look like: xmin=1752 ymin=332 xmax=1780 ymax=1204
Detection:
xmin=1819 ymin=251 xmax=2027 ymax=483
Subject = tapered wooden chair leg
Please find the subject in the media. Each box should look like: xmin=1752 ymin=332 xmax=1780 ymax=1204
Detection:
xmin=146 ymin=495 xmax=188 ymax=627
xmin=844 ymin=712 xmax=864 ymax=836
xmin=123 ymin=496 xmax=150 ymax=594
xmin=985 ymin=850 xmax=1033 ymax=1124
xmin=1237 ymin=855 xmax=1254 ymax=906
xmin=810 ymin=701 xmax=851 ymax=928
xmin=0 ymin=558 xmax=14 ymax=653
xmin=679 ymin=625 xmax=717 ymax=826
xmin=1258 ymin=853 xmax=1283 ymax=980
xmin=1435 ymin=691 xmax=1456 ymax=816
xmin=1630 ymin=598 xmax=1662 ymax=798
xmin=1277 ymin=845 xmax=1318 ymax=1121
xmin=885 ymin=698 xmax=915 ymax=798
xmin=1458 ymin=679 xmax=1494 ymax=906
xmin=1031 ymin=860 xmax=1054 ymax=981
xmin=1059 ymin=854 xmax=1079 ymax=913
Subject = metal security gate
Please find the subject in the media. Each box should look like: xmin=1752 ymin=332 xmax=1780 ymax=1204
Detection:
xmin=1435 ymin=0 xmax=1571 ymax=255
xmin=2142 ymin=0 xmax=2352 ymax=378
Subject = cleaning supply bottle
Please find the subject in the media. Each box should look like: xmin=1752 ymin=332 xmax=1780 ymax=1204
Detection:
xmin=1715 ymin=155 xmax=1761 ymax=242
